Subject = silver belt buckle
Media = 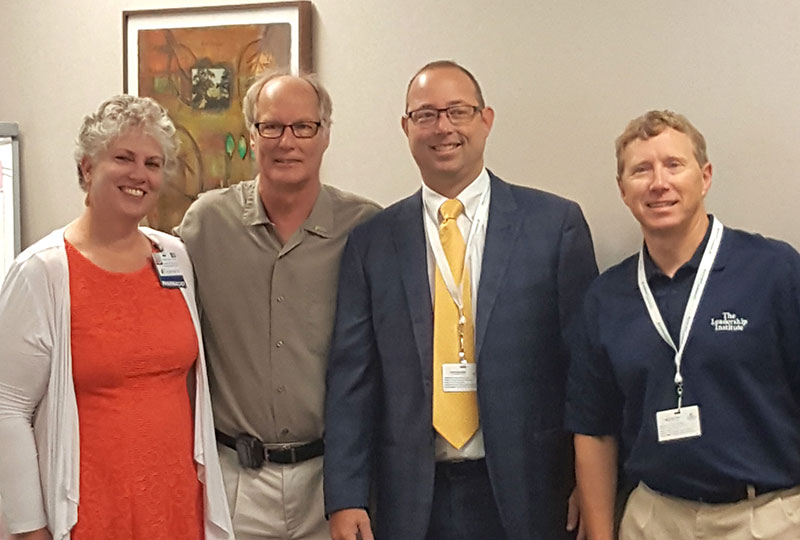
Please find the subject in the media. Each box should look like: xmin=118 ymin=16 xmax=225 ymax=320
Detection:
xmin=268 ymin=443 xmax=299 ymax=463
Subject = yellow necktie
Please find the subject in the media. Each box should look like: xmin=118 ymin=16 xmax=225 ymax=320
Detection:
xmin=432 ymin=198 xmax=479 ymax=449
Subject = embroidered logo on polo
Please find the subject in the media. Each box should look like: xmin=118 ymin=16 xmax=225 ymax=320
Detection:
xmin=709 ymin=311 xmax=748 ymax=331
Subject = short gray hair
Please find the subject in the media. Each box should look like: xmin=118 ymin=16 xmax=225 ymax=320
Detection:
xmin=74 ymin=95 xmax=178 ymax=190
xmin=242 ymin=70 xmax=333 ymax=132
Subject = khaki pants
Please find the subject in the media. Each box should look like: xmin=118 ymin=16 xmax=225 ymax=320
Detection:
xmin=620 ymin=482 xmax=800 ymax=540
xmin=219 ymin=444 xmax=329 ymax=540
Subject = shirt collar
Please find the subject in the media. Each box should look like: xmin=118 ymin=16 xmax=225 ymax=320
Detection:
xmin=643 ymin=214 xmax=715 ymax=282
xmin=301 ymin=186 xmax=334 ymax=238
xmin=421 ymin=168 xmax=490 ymax=224
xmin=241 ymin=177 xmax=334 ymax=238
xmin=241 ymin=177 xmax=271 ymax=226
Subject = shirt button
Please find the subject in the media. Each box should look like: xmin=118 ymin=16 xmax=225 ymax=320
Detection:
xmin=276 ymin=385 xmax=286 ymax=393
xmin=276 ymin=340 xmax=284 ymax=348
xmin=280 ymin=428 xmax=289 ymax=436
xmin=277 ymin=295 xmax=284 ymax=302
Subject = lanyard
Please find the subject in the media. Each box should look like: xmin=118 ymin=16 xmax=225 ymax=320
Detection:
xmin=636 ymin=218 xmax=724 ymax=408
xmin=423 ymin=186 xmax=490 ymax=313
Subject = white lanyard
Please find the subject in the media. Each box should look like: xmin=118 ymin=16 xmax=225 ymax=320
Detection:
xmin=636 ymin=218 xmax=724 ymax=408
xmin=424 ymin=186 xmax=490 ymax=312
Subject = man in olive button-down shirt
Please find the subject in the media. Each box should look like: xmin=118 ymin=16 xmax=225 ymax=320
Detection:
xmin=177 ymin=71 xmax=380 ymax=540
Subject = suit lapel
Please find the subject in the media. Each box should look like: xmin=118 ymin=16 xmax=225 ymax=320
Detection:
xmin=392 ymin=191 xmax=434 ymax=382
xmin=475 ymin=174 xmax=521 ymax=359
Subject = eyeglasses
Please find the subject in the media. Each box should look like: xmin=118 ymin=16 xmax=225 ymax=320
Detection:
xmin=254 ymin=121 xmax=322 ymax=139
xmin=406 ymin=105 xmax=482 ymax=127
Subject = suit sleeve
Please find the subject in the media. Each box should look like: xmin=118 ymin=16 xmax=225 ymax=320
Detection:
xmin=556 ymin=206 xmax=624 ymax=435
xmin=324 ymin=233 xmax=380 ymax=515
xmin=557 ymin=202 xmax=599 ymax=348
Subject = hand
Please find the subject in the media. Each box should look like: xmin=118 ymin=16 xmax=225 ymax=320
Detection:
xmin=12 ymin=527 xmax=52 ymax=540
xmin=566 ymin=487 xmax=586 ymax=540
xmin=329 ymin=508 xmax=373 ymax=540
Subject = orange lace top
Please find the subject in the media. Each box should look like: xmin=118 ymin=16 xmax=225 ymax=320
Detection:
xmin=66 ymin=241 xmax=203 ymax=539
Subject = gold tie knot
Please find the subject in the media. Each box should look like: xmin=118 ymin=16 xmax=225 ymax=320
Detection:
xmin=439 ymin=199 xmax=464 ymax=222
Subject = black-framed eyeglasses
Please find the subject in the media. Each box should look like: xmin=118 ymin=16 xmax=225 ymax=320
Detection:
xmin=254 ymin=121 xmax=322 ymax=139
xmin=406 ymin=105 xmax=482 ymax=127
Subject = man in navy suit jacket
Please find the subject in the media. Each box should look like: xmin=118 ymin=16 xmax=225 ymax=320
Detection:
xmin=324 ymin=60 xmax=598 ymax=540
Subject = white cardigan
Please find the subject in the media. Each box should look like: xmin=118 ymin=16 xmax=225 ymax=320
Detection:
xmin=0 ymin=227 xmax=233 ymax=539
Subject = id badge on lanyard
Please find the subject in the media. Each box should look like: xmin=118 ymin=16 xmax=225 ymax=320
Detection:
xmin=637 ymin=218 xmax=723 ymax=443
xmin=424 ymin=187 xmax=489 ymax=394
xmin=152 ymin=250 xmax=187 ymax=288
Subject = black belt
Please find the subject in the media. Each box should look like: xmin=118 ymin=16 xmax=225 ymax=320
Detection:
xmin=699 ymin=484 xmax=780 ymax=504
xmin=650 ymin=481 xmax=783 ymax=504
xmin=215 ymin=429 xmax=324 ymax=468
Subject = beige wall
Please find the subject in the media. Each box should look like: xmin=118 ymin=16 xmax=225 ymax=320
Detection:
xmin=1 ymin=0 xmax=798 ymax=270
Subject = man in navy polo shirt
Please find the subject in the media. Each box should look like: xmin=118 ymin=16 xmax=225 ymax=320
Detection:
xmin=566 ymin=110 xmax=800 ymax=540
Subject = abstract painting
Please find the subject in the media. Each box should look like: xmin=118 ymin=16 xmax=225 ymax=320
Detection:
xmin=123 ymin=2 xmax=311 ymax=232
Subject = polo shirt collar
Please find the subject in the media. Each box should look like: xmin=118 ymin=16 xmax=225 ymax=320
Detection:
xmin=642 ymin=214 xmax=720 ymax=283
xmin=241 ymin=177 xmax=334 ymax=238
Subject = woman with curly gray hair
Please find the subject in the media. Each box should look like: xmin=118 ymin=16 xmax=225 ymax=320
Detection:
xmin=0 ymin=95 xmax=232 ymax=540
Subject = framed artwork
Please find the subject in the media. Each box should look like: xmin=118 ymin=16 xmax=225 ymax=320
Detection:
xmin=0 ymin=122 xmax=21 ymax=279
xmin=123 ymin=2 xmax=312 ymax=232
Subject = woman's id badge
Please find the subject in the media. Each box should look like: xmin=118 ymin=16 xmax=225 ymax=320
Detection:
xmin=152 ymin=251 xmax=186 ymax=289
